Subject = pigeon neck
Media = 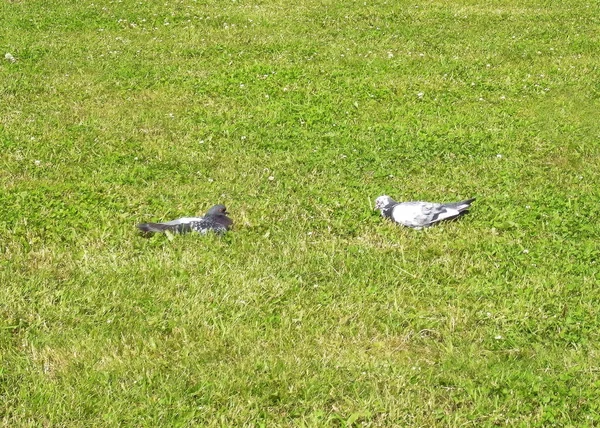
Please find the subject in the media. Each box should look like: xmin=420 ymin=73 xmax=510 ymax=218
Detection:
xmin=215 ymin=214 xmax=233 ymax=227
xmin=382 ymin=204 xmax=395 ymax=218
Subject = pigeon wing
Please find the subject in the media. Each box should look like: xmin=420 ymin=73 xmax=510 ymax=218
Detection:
xmin=390 ymin=202 xmax=430 ymax=227
xmin=423 ymin=203 xmax=465 ymax=226
xmin=190 ymin=216 xmax=230 ymax=234
xmin=137 ymin=217 xmax=203 ymax=234
xmin=425 ymin=198 xmax=475 ymax=225
xmin=390 ymin=202 xmax=459 ymax=228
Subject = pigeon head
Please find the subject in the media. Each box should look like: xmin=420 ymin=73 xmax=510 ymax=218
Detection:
xmin=205 ymin=204 xmax=229 ymax=216
xmin=374 ymin=195 xmax=396 ymax=211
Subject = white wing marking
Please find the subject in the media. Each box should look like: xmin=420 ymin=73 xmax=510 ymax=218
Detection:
xmin=430 ymin=207 xmax=460 ymax=223
xmin=161 ymin=217 xmax=203 ymax=226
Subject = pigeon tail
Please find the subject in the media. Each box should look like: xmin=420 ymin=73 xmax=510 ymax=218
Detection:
xmin=432 ymin=198 xmax=476 ymax=224
xmin=443 ymin=198 xmax=476 ymax=211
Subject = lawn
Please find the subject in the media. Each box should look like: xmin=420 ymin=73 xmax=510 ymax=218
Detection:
xmin=1 ymin=0 xmax=599 ymax=425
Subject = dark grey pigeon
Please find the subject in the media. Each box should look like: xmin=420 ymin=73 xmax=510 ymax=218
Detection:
xmin=137 ymin=204 xmax=233 ymax=235
xmin=375 ymin=195 xmax=475 ymax=229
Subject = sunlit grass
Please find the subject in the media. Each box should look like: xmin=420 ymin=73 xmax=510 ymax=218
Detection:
xmin=1 ymin=0 xmax=599 ymax=425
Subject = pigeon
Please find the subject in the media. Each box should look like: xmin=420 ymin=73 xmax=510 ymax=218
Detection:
xmin=137 ymin=204 xmax=233 ymax=235
xmin=374 ymin=195 xmax=475 ymax=229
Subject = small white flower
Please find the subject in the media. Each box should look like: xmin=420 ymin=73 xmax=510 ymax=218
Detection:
xmin=241 ymin=135 xmax=246 ymax=140
xmin=486 ymin=64 xmax=491 ymax=67
xmin=199 ymin=140 xmax=204 ymax=144
xmin=419 ymin=53 xmax=424 ymax=57
xmin=479 ymin=97 xmax=484 ymax=101
xmin=522 ymin=249 xmax=529 ymax=254
xmin=5 ymin=53 xmax=16 ymax=62
xmin=417 ymin=92 xmax=424 ymax=98
xmin=496 ymin=154 xmax=502 ymax=158
xmin=500 ymin=95 xmax=506 ymax=100
xmin=526 ymin=205 xmax=531 ymax=209
xmin=388 ymin=174 xmax=394 ymax=178
xmin=268 ymin=176 xmax=275 ymax=181
xmin=34 ymin=160 xmax=41 ymax=166
xmin=282 ymin=87 xmax=289 ymax=91
xmin=387 ymin=51 xmax=394 ymax=58
xmin=134 ymin=157 xmax=139 ymax=161
xmin=340 ymin=154 xmax=347 ymax=159
xmin=495 ymin=335 xmax=503 ymax=340
xmin=239 ymin=83 xmax=245 ymax=88
xmin=208 ymin=178 xmax=214 ymax=183
xmin=307 ymin=231 xmax=313 ymax=236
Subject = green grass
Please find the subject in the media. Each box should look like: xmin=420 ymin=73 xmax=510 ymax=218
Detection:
xmin=1 ymin=0 xmax=599 ymax=425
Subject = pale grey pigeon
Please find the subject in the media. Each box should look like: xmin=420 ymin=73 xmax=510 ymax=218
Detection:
xmin=375 ymin=195 xmax=475 ymax=229
xmin=137 ymin=204 xmax=233 ymax=235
